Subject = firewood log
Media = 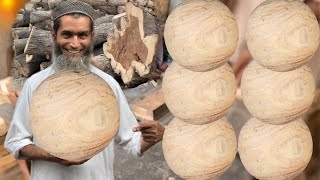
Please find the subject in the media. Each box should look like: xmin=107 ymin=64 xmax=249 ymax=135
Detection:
xmin=24 ymin=26 xmax=52 ymax=56
xmin=12 ymin=27 xmax=30 ymax=40
xmin=13 ymin=38 xmax=28 ymax=56
xmin=10 ymin=55 xmax=41 ymax=78
xmin=30 ymin=10 xmax=51 ymax=24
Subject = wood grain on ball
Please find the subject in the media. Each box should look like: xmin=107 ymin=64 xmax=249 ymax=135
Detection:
xmin=238 ymin=118 xmax=313 ymax=180
xmin=164 ymin=0 xmax=238 ymax=71
xmin=29 ymin=71 xmax=120 ymax=161
xmin=162 ymin=62 xmax=236 ymax=124
xmin=163 ymin=117 xmax=237 ymax=179
xmin=241 ymin=61 xmax=315 ymax=124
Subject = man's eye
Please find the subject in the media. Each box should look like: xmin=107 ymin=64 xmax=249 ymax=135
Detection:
xmin=79 ymin=33 xmax=88 ymax=39
xmin=61 ymin=33 xmax=72 ymax=38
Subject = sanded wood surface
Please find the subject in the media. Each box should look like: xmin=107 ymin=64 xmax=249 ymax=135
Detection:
xmin=246 ymin=0 xmax=320 ymax=72
xmin=241 ymin=61 xmax=315 ymax=124
xmin=164 ymin=0 xmax=238 ymax=72
xmin=162 ymin=62 xmax=236 ymax=125
xmin=163 ymin=117 xmax=237 ymax=179
xmin=29 ymin=70 xmax=120 ymax=161
xmin=238 ymin=118 xmax=313 ymax=180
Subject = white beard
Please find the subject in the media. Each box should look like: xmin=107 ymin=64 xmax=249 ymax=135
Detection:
xmin=53 ymin=42 xmax=92 ymax=72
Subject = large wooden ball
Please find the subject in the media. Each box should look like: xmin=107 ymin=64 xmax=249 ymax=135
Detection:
xmin=163 ymin=117 xmax=237 ymax=179
xmin=162 ymin=62 xmax=236 ymax=124
xmin=164 ymin=0 xmax=238 ymax=72
xmin=246 ymin=0 xmax=320 ymax=71
xmin=238 ymin=118 xmax=313 ymax=180
xmin=29 ymin=71 xmax=120 ymax=161
xmin=241 ymin=61 xmax=315 ymax=124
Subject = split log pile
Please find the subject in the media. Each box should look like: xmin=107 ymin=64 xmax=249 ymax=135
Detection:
xmin=10 ymin=0 xmax=169 ymax=89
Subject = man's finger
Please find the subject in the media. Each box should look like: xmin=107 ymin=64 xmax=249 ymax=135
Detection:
xmin=132 ymin=121 xmax=154 ymax=132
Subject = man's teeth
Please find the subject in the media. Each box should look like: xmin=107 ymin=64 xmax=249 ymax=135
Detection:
xmin=67 ymin=50 xmax=80 ymax=54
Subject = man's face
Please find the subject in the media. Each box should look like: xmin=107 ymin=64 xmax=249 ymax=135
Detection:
xmin=54 ymin=15 xmax=93 ymax=57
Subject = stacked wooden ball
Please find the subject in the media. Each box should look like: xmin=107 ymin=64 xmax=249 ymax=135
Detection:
xmin=162 ymin=0 xmax=239 ymax=179
xmin=239 ymin=0 xmax=319 ymax=179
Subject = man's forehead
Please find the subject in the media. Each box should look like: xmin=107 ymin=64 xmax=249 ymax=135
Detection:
xmin=58 ymin=15 xmax=91 ymax=31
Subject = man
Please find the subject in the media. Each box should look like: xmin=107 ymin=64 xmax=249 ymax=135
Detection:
xmin=5 ymin=1 xmax=165 ymax=180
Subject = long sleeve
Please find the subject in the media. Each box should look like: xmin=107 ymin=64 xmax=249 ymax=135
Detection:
xmin=4 ymin=79 xmax=35 ymax=159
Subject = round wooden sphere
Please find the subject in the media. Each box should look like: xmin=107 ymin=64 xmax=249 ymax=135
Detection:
xmin=29 ymin=71 xmax=120 ymax=161
xmin=163 ymin=117 xmax=237 ymax=179
xmin=162 ymin=62 xmax=236 ymax=125
xmin=241 ymin=61 xmax=315 ymax=124
xmin=246 ymin=0 xmax=320 ymax=72
xmin=0 ymin=118 xmax=8 ymax=136
xmin=164 ymin=0 xmax=238 ymax=72
xmin=238 ymin=118 xmax=313 ymax=180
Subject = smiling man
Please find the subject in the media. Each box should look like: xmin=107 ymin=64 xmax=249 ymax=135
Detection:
xmin=4 ymin=1 xmax=165 ymax=180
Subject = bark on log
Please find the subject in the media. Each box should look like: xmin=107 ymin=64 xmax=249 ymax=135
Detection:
xmin=13 ymin=12 xmax=30 ymax=27
xmin=31 ymin=19 xmax=53 ymax=31
xmin=30 ymin=0 xmax=50 ymax=10
xmin=13 ymin=38 xmax=28 ymax=56
xmin=12 ymin=27 xmax=30 ymax=40
xmin=30 ymin=10 xmax=51 ymax=24
xmin=94 ymin=23 xmax=113 ymax=47
xmin=24 ymin=26 xmax=52 ymax=56
xmin=103 ymin=2 xmax=159 ymax=86
xmin=94 ymin=14 xmax=114 ymax=25
xmin=94 ymin=6 xmax=118 ymax=15
xmin=10 ymin=55 xmax=41 ymax=78
xmin=40 ymin=61 xmax=52 ymax=70
xmin=26 ymin=54 xmax=50 ymax=63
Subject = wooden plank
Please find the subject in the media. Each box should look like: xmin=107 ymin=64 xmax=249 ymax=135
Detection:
xmin=130 ymin=86 xmax=169 ymax=121
xmin=0 ymin=155 xmax=18 ymax=174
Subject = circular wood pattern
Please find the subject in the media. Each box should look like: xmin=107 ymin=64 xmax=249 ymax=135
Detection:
xmin=246 ymin=0 xmax=320 ymax=71
xmin=238 ymin=118 xmax=313 ymax=180
xmin=164 ymin=0 xmax=238 ymax=72
xmin=162 ymin=62 xmax=237 ymax=124
xmin=241 ymin=61 xmax=315 ymax=124
xmin=29 ymin=70 xmax=120 ymax=161
xmin=163 ymin=117 xmax=237 ymax=179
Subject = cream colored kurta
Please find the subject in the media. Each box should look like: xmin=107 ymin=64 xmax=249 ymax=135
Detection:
xmin=5 ymin=65 xmax=141 ymax=180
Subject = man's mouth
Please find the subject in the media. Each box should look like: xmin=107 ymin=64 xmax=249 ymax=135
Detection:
xmin=64 ymin=49 xmax=83 ymax=55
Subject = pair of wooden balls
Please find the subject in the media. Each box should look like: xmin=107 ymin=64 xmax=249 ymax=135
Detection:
xmin=241 ymin=61 xmax=315 ymax=125
xmin=238 ymin=118 xmax=313 ymax=180
xmin=162 ymin=62 xmax=237 ymax=125
xmin=164 ymin=0 xmax=239 ymax=72
xmin=29 ymin=71 xmax=120 ymax=161
xmin=163 ymin=117 xmax=237 ymax=179
xmin=246 ymin=0 xmax=320 ymax=71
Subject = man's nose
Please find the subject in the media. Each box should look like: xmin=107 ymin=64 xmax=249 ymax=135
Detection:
xmin=70 ymin=36 xmax=80 ymax=49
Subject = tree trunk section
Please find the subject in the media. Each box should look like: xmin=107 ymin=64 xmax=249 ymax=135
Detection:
xmin=104 ymin=2 xmax=159 ymax=86
xmin=12 ymin=27 xmax=30 ymax=40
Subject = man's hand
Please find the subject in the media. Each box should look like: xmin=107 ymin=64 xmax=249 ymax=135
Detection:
xmin=20 ymin=144 xmax=89 ymax=166
xmin=132 ymin=120 xmax=165 ymax=144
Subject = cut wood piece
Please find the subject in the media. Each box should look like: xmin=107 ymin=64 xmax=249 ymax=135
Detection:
xmin=13 ymin=12 xmax=30 ymax=27
xmin=40 ymin=61 xmax=52 ymax=71
xmin=94 ymin=22 xmax=113 ymax=47
xmin=30 ymin=10 xmax=51 ymax=24
xmin=24 ymin=26 xmax=52 ymax=56
xmin=130 ymin=86 xmax=168 ymax=121
xmin=13 ymin=38 xmax=28 ymax=56
xmin=153 ymin=0 xmax=169 ymax=22
xmin=12 ymin=27 xmax=30 ymax=40
xmin=0 ymin=145 xmax=9 ymax=157
xmin=0 ymin=155 xmax=18 ymax=174
xmin=104 ymin=2 xmax=159 ymax=85
xmin=11 ymin=77 xmax=27 ymax=92
xmin=10 ymin=54 xmax=41 ymax=78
